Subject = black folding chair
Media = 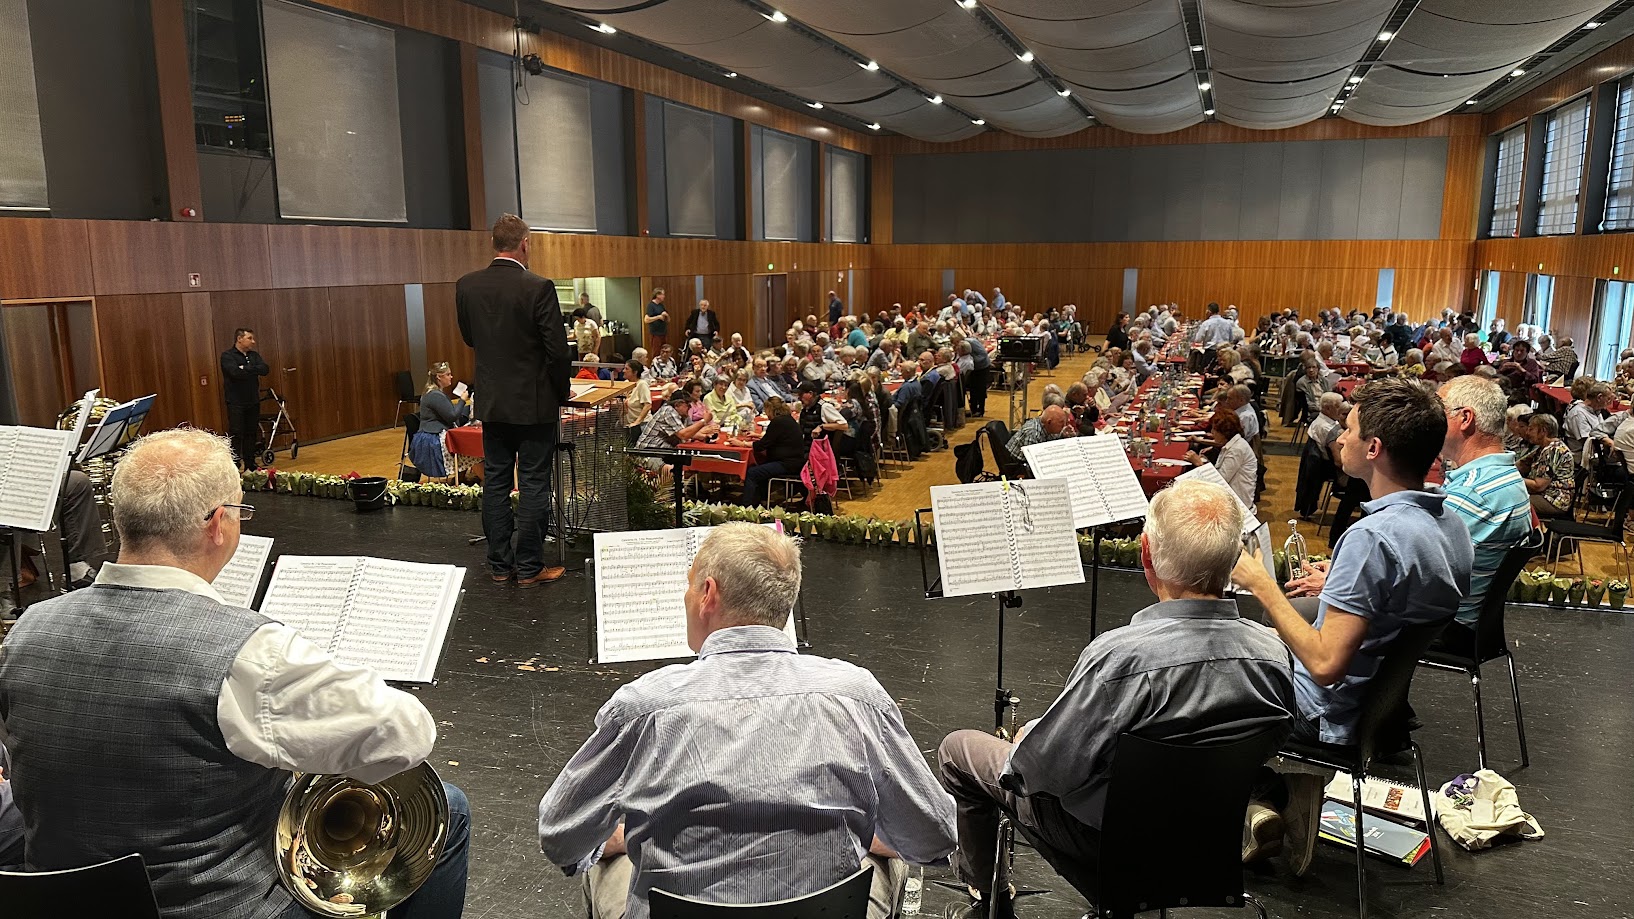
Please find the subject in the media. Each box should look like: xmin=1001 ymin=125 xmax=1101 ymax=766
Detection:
xmin=649 ymin=865 xmax=873 ymax=919
xmin=394 ymin=370 xmax=420 ymax=426
xmin=0 ymin=853 xmax=162 ymax=919
xmin=1546 ymin=482 xmax=1633 ymax=582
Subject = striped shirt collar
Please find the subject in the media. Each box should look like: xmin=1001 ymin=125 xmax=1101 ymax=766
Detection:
xmin=697 ymin=625 xmax=797 ymax=658
xmin=1444 ymin=450 xmax=1518 ymax=481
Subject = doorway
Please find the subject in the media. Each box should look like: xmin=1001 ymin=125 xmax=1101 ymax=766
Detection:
xmin=0 ymin=299 xmax=101 ymax=427
xmin=753 ymin=274 xmax=787 ymax=349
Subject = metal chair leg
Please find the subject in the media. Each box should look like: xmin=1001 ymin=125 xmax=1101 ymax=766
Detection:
xmin=1242 ymin=892 xmax=1270 ymax=919
xmin=1471 ymin=668 xmax=1488 ymax=772
xmin=1352 ymin=772 xmax=1368 ymax=919
xmin=1507 ymin=654 xmax=1530 ymax=768
xmin=1410 ymin=741 xmax=1445 ymax=885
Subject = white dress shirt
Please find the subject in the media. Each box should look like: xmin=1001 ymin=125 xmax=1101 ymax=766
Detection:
xmin=94 ymin=563 xmax=438 ymax=784
xmin=1213 ymin=434 xmax=1258 ymax=515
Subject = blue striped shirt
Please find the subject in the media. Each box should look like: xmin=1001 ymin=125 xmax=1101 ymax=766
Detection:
xmin=1442 ymin=452 xmax=1533 ymax=625
xmin=537 ymin=626 xmax=956 ymax=919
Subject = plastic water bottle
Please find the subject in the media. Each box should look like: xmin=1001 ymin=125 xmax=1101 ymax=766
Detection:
xmin=901 ymin=865 xmax=923 ymax=916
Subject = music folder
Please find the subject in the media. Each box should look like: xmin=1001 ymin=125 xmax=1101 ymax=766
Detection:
xmin=928 ymin=479 xmax=1084 ymax=598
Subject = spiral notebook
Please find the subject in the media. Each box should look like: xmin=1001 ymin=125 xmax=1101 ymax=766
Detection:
xmin=930 ymin=479 xmax=1084 ymax=598
xmin=259 ymin=556 xmax=465 ymax=683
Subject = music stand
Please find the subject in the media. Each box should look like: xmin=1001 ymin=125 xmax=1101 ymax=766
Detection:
xmin=75 ymin=395 xmax=154 ymax=467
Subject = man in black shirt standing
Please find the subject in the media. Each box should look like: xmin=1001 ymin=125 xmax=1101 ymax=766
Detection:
xmin=220 ymin=328 xmax=268 ymax=470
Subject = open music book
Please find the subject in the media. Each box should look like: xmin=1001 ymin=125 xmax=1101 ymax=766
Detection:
xmin=77 ymin=394 xmax=156 ymax=464
xmin=211 ymin=535 xmax=275 ymax=609
xmin=930 ymin=479 xmax=1084 ymax=598
xmin=259 ymin=556 xmax=465 ymax=683
xmin=0 ymin=426 xmax=77 ymax=532
xmin=1173 ymin=462 xmax=1259 ymax=535
xmin=1021 ymin=436 xmax=1148 ymax=529
xmin=592 ymin=525 xmax=796 ymax=664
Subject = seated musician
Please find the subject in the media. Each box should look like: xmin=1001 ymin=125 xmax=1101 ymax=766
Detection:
xmin=937 ymin=480 xmax=1295 ymax=908
xmin=1230 ymin=378 xmax=1471 ymax=876
xmin=0 ymin=429 xmax=470 ymax=918
xmin=538 ymin=523 xmax=957 ymax=919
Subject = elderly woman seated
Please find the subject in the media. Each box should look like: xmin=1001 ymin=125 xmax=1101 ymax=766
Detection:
xmin=1518 ymin=413 xmax=1576 ymax=519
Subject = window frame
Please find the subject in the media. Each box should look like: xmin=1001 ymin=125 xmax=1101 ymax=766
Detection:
xmin=1486 ymin=123 xmax=1527 ymax=238
xmin=1534 ymin=93 xmax=1592 ymax=236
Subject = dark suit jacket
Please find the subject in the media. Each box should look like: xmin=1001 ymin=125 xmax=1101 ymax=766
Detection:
xmin=682 ymin=308 xmax=720 ymax=342
xmin=456 ymin=259 xmax=570 ymax=426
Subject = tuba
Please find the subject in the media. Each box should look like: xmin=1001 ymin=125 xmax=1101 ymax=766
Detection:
xmin=275 ymin=762 xmax=450 ymax=918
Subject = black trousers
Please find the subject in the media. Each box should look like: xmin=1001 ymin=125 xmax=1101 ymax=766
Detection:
xmin=967 ymin=365 xmax=990 ymax=415
xmin=61 ymin=471 xmax=110 ymax=569
xmin=481 ymin=422 xmax=556 ymax=578
xmin=226 ymin=402 xmax=260 ymax=469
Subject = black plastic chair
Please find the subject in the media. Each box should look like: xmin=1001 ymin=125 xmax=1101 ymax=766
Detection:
xmin=1418 ymin=534 xmax=1538 ymax=770
xmin=649 ymin=864 xmax=872 ymax=919
xmin=1278 ymin=617 xmax=1450 ymax=919
xmin=980 ymin=420 xmax=1029 ymax=479
xmin=398 ymin=413 xmax=422 ymax=481
xmin=393 ymin=370 xmax=420 ymax=426
xmin=1080 ymin=729 xmax=1286 ymax=919
xmin=0 ymin=853 xmax=162 ymax=919
xmin=1546 ymin=482 xmax=1633 ymax=582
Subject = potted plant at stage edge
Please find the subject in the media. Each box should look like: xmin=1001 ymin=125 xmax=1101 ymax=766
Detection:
xmin=1586 ymin=578 xmax=1606 ymax=607
xmin=1609 ymin=579 xmax=1629 ymax=609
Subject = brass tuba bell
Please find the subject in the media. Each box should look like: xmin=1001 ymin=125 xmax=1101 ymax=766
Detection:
xmin=275 ymin=762 xmax=450 ymax=918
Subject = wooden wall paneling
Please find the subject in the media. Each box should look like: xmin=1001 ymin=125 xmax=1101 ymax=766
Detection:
xmin=327 ymin=284 xmax=412 ymax=435
xmin=869 ymin=269 xmax=945 ymax=312
xmin=211 ymin=288 xmax=346 ymax=442
xmin=86 ymin=221 xmax=273 ymax=295
xmin=642 ymin=275 xmax=695 ymax=352
xmin=869 ymin=154 xmax=892 ymax=245
xmin=701 ymin=274 xmax=753 ymax=350
xmin=1487 ymin=34 xmax=1634 ymax=132
xmin=416 ymin=229 xmax=492 ymax=283
xmin=0 ymin=304 xmax=68 ymax=427
xmin=92 ymin=294 xmax=198 ymax=430
xmin=149 ymin=0 xmax=203 ymax=222
xmin=180 ymin=291 xmax=222 ymax=431
xmin=421 ymin=282 xmax=473 ymax=385
xmin=0 ymin=219 xmax=95 ymax=300
xmin=266 ymin=225 xmax=423 ymax=289
xmin=1550 ymin=275 xmax=1597 ymax=349
xmin=1440 ymin=132 xmax=1484 ymax=240
xmin=785 ymin=270 xmax=827 ymax=329
xmin=458 ymin=42 xmax=486 ymax=232
xmin=1495 ymin=270 xmax=1527 ymax=328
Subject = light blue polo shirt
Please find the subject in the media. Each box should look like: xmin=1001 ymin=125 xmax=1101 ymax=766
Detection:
xmin=1294 ymin=490 xmax=1473 ymax=744
xmin=1441 ymin=452 xmax=1533 ymax=625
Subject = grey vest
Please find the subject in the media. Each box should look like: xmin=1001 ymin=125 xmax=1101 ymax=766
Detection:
xmin=0 ymin=583 xmax=292 ymax=919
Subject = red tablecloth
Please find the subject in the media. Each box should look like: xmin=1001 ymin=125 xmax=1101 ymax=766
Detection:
xmin=677 ymin=438 xmax=754 ymax=479
xmin=446 ymin=425 xmax=483 ymax=458
xmin=1129 ymin=441 xmax=1192 ymax=495
xmin=1330 ymin=361 xmax=1374 ymax=377
xmin=1335 ymin=377 xmax=1365 ymax=400
xmin=1534 ymin=383 xmax=1628 ymax=413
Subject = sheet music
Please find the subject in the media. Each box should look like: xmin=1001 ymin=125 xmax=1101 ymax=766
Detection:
xmin=77 ymin=394 xmax=156 ymax=464
xmin=453 ymin=382 xmax=468 ymax=399
xmin=68 ymin=389 xmax=99 ymax=447
xmin=1173 ymin=463 xmax=1259 ymax=535
xmin=343 ymin=559 xmax=464 ymax=682
xmin=593 ymin=525 xmax=797 ymax=664
xmin=212 ymin=534 xmax=274 ymax=609
xmin=257 ymin=556 xmax=357 ymax=652
xmin=1022 ymin=437 xmax=1147 ymax=529
xmin=0 ymin=426 xmax=76 ymax=531
xmin=930 ymin=480 xmax=1085 ymax=598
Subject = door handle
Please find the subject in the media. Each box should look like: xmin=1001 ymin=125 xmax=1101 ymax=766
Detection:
xmin=284 ymin=367 xmax=298 ymax=372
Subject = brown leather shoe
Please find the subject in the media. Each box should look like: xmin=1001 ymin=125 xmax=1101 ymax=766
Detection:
xmin=517 ymin=567 xmax=566 ymax=588
xmin=491 ymin=572 xmax=513 ymax=583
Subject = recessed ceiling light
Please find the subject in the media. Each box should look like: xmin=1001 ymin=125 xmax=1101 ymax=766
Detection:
xmin=972 ymin=118 xmax=985 ymax=125
xmin=959 ymin=0 xmax=977 ymax=8
xmin=1465 ymin=99 xmax=1477 ymax=105
xmin=1017 ymin=50 xmax=1034 ymax=63
xmin=867 ymin=122 xmax=880 ymax=130
xmin=861 ymin=60 xmax=879 ymax=71
xmin=1204 ymin=108 xmax=1215 ymax=116
xmin=589 ymin=22 xmax=616 ymax=34
xmin=808 ymin=101 xmax=823 ymax=109
xmin=1190 ymin=44 xmax=1204 ymax=52
xmin=928 ymin=94 xmax=943 ymax=104
xmin=1586 ymin=21 xmax=1602 ymax=29
xmin=1377 ymin=30 xmax=1393 ymax=41
xmin=1058 ymin=88 xmax=1071 ymax=97
xmin=1198 ymin=81 xmax=1211 ymax=91
xmin=1348 ymin=75 xmax=1362 ymax=84
xmin=725 ymin=71 xmax=737 ymax=78
xmin=766 ymin=9 xmax=787 ymax=23
xmin=1511 ymin=68 xmax=1526 ymax=77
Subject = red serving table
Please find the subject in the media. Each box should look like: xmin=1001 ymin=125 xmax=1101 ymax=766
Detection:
xmin=446 ymin=425 xmax=483 ymax=459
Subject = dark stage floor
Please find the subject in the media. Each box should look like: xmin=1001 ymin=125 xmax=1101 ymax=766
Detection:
xmin=234 ymin=497 xmax=1634 ymax=917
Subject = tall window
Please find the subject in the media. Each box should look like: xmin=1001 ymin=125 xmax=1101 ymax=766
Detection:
xmin=1525 ymin=273 xmax=1555 ymax=335
xmin=1604 ymin=78 xmax=1634 ymax=231
xmin=1589 ymin=280 xmax=1634 ymax=378
xmin=1536 ymin=97 xmax=1590 ymax=235
xmin=1477 ymin=271 xmax=1500 ymax=327
xmin=1488 ymin=126 xmax=1526 ymax=237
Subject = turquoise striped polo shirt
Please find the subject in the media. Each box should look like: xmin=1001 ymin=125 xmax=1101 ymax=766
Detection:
xmin=1441 ymin=451 xmax=1534 ymax=624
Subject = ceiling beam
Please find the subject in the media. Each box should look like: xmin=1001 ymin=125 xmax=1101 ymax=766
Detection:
xmin=1328 ymin=0 xmax=1423 ymax=117
xmin=961 ymin=1 xmax=1097 ymax=124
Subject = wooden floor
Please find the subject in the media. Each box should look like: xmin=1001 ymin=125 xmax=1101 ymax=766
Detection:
xmin=274 ymin=347 xmax=1626 ymax=576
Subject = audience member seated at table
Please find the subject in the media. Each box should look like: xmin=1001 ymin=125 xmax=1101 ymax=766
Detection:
xmin=1230 ymin=378 xmax=1471 ymax=877
xmin=649 ymin=346 xmax=678 ymax=380
xmin=1543 ymin=336 xmax=1580 ymax=384
xmin=1105 ymin=313 xmax=1131 ymax=351
xmin=1225 ymin=383 xmax=1260 ymax=441
xmin=867 ymin=338 xmax=902 ymax=374
xmin=1185 ymin=410 xmax=1257 ymax=514
xmin=1399 ymin=347 xmax=1427 ymax=379
xmin=1006 ymin=405 xmax=1072 ymax=463
xmin=1498 ymin=340 xmax=1544 ymax=397
xmin=746 ymin=358 xmax=787 ymax=411
xmin=685 ymin=354 xmax=715 ymax=389
xmin=623 ymin=361 xmax=651 ymax=448
xmin=682 ymin=381 xmax=711 ymax=423
xmin=538 ymin=524 xmax=956 ymax=919
xmin=635 ymin=391 xmax=718 ymax=476
xmin=1430 ymin=328 xmax=1459 ymax=368
xmin=1518 ymin=413 xmax=1575 ymax=519
xmin=1293 ymin=393 xmax=1346 ymax=519
xmin=1433 ymin=376 xmax=1534 ymax=659
xmin=797 ymin=381 xmax=848 ymax=445
xmin=1295 ymin=362 xmax=1332 ymax=418
xmin=703 ymin=376 xmax=736 ymax=427
xmin=412 ymin=362 xmax=472 ymax=481
xmin=937 ymin=479 xmax=1296 ymax=905
xmin=739 ymin=397 xmax=806 ymax=506
xmin=1565 ymin=381 xmax=1616 ymax=456
xmin=1064 ymin=382 xmax=1099 ymax=434
xmin=1460 ymin=333 xmax=1489 ymax=374
xmin=776 ymin=357 xmax=802 ymax=394
xmin=840 ymin=381 xmax=879 ymax=463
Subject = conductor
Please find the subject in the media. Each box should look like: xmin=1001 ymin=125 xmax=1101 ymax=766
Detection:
xmin=220 ymin=328 xmax=269 ymax=470
xmin=457 ymin=214 xmax=572 ymax=586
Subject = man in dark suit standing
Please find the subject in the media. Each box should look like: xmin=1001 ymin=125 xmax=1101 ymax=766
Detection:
xmin=220 ymin=328 xmax=269 ymax=470
xmin=457 ymin=215 xmax=571 ymax=586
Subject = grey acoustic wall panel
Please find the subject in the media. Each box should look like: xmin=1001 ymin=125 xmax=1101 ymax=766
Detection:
xmin=0 ymin=0 xmax=47 ymax=210
xmin=761 ymin=129 xmax=801 ymax=241
xmin=517 ymin=70 xmax=597 ymax=232
xmin=828 ymin=148 xmax=864 ymax=243
xmin=588 ymin=82 xmax=628 ymax=236
xmin=664 ymin=102 xmax=717 ymax=237
xmin=262 ymin=0 xmax=407 ymax=222
xmin=893 ymin=136 xmax=1449 ymax=243
xmin=477 ymin=50 xmax=519 ymax=227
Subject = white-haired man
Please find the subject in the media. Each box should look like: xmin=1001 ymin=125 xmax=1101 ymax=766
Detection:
xmin=539 ymin=524 xmax=956 ymax=919
xmin=937 ymin=479 xmax=1296 ymax=906
xmin=0 ymin=429 xmax=469 ymax=919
